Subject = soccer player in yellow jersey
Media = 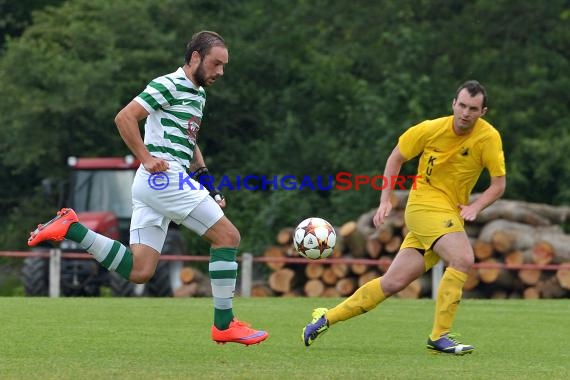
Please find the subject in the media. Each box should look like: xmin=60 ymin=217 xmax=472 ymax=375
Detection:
xmin=303 ymin=80 xmax=506 ymax=355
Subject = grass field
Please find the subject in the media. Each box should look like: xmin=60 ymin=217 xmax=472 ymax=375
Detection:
xmin=0 ymin=297 xmax=569 ymax=379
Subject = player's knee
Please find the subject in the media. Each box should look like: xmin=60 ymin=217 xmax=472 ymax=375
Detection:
xmin=129 ymin=268 xmax=155 ymax=284
xmin=215 ymin=224 xmax=241 ymax=246
xmin=227 ymin=226 xmax=241 ymax=246
xmin=380 ymin=276 xmax=409 ymax=296
xmin=450 ymin=253 xmax=474 ymax=272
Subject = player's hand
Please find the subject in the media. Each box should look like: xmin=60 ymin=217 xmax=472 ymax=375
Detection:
xmin=143 ymin=157 xmax=169 ymax=173
xmin=213 ymin=192 xmax=226 ymax=208
xmin=192 ymin=167 xmax=226 ymax=207
xmin=458 ymin=204 xmax=479 ymax=221
xmin=373 ymin=200 xmax=392 ymax=228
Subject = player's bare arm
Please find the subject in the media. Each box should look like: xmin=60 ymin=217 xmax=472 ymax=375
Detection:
xmin=458 ymin=175 xmax=506 ymax=221
xmin=115 ymin=101 xmax=169 ymax=173
xmin=189 ymin=145 xmax=227 ymax=208
xmin=189 ymin=145 xmax=206 ymax=171
xmin=373 ymin=146 xmax=408 ymax=228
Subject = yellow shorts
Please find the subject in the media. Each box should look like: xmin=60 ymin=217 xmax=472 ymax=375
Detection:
xmin=401 ymin=205 xmax=465 ymax=271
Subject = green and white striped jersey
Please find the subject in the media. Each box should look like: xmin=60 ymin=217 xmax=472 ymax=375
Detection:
xmin=135 ymin=67 xmax=206 ymax=169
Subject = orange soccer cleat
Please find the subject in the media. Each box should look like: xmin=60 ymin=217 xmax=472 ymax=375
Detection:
xmin=28 ymin=208 xmax=78 ymax=247
xmin=212 ymin=318 xmax=269 ymax=346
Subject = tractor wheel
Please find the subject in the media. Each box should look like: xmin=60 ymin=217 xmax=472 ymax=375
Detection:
xmin=146 ymin=228 xmax=185 ymax=297
xmin=21 ymin=252 xmax=49 ymax=296
xmin=147 ymin=261 xmax=174 ymax=297
xmin=60 ymin=260 xmax=100 ymax=297
xmin=109 ymin=272 xmax=135 ymax=297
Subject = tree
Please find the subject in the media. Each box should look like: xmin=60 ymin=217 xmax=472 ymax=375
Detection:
xmin=0 ymin=0 xmax=65 ymax=47
xmin=0 ymin=0 xmax=180 ymax=248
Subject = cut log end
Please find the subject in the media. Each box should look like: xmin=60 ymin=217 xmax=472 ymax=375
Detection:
xmin=555 ymin=263 xmax=570 ymax=290
xmin=268 ymin=268 xmax=295 ymax=293
xmin=304 ymin=279 xmax=325 ymax=297
xmin=532 ymin=241 xmax=554 ymax=265
xmin=263 ymin=245 xmax=287 ymax=271
xmin=276 ymin=227 xmax=295 ymax=245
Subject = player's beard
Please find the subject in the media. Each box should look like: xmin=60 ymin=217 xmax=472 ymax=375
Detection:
xmin=194 ymin=61 xmax=216 ymax=87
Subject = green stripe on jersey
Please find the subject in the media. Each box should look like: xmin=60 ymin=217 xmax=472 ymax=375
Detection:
xmin=160 ymin=118 xmax=188 ymax=135
xmin=175 ymin=98 xmax=202 ymax=109
xmin=166 ymin=76 xmax=202 ymax=95
xmin=163 ymin=108 xmax=199 ymax=120
xmin=149 ymin=81 xmax=176 ymax=105
xmin=146 ymin=144 xmax=192 ymax=162
xmin=139 ymin=92 xmax=161 ymax=110
xmin=164 ymin=131 xmax=192 ymax=147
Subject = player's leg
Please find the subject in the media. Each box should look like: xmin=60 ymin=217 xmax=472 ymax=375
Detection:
xmin=128 ymin=226 xmax=167 ymax=283
xmin=330 ymin=247 xmax=426 ymax=322
xmin=181 ymin=196 xmax=268 ymax=345
xmin=201 ymin=215 xmax=240 ymax=330
xmin=303 ymin=247 xmax=425 ymax=346
xmin=427 ymin=231 xmax=474 ymax=355
xmin=120 ymin=163 xmax=184 ymax=283
xmin=28 ymin=208 xmax=135 ymax=280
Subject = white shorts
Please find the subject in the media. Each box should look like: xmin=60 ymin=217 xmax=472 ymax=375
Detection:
xmin=130 ymin=161 xmax=221 ymax=234
xmin=130 ymin=196 xmax=224 ymax=251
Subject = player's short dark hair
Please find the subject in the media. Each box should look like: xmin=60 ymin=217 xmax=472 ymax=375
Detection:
xmin=184 ymin=31 xmax=226 ymax=64
xmin=455 ymin=80 xmax=488 ymax=108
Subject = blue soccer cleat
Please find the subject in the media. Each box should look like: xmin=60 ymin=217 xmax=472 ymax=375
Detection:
xmin=302 ymin=307 xmax=329 ymax=346
xmin=427 ymin=333 xmax=474 ymax=355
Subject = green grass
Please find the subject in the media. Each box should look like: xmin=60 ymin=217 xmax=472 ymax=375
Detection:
xmin=0 ymin=297 xmax=569 ymax=379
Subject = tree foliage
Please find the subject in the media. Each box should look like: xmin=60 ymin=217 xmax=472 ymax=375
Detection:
xmin=0 ymin=0 xmax=568 ymax=251
xmin=0 ymin=0 xmax=65 ymax=46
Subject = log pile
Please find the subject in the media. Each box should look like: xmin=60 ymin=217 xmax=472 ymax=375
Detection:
xmin=260 ymin=191 xmax=570 ymax=299
xmin=173 ymin=267 xmax=212 ymax=298
xmin=468 ymin=198 xmax=570 ymax=299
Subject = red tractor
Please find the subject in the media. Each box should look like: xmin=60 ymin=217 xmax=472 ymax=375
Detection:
xmin=21 ymin=156 xmax=185 ymax=296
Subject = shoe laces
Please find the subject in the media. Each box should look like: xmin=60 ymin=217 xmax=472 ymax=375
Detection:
xmin=446 ymin=333 xmax=462 ymax=344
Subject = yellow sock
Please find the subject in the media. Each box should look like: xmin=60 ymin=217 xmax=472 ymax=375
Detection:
xmin=326 ymin=277 xmax=386 ymax=325
xmin=430 ymin=267 xmax=468 ymax=340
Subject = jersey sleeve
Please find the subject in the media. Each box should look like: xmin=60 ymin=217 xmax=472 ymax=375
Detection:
xmin=482 ymin=130 xmax=506 ymax=177
xmin=134 ymin=79 xmax=172 ymax=113
xmin=397 ymin=121 xmax=430 ymax=160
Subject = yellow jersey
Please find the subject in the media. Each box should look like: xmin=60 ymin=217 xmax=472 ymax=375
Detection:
xmin=398 ymin=116 xmax=505 ymax=212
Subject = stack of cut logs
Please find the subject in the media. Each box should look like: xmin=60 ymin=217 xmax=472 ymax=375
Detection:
xmin=259 ymin=190 xmax=570 ymax=299
xmin=173 ymin=267 xmax=212 ymax=298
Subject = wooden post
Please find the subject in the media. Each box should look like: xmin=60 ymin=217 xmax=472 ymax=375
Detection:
xmin=49 ymin=248 xmax=61 ymax=298
xmin=240 ymin=252 xmax=253 ymax=297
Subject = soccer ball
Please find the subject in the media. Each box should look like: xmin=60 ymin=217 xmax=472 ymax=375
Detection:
xmin=293 ymin=217 xmax=336 ymax=260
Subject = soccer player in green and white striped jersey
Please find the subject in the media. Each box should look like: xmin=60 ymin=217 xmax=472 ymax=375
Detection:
xmin=28 ymin=31 xmax=268 ymax=346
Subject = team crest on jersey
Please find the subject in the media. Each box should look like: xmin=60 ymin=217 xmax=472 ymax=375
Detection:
xmin=187 ymin=116 xmax=201 ymax=144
